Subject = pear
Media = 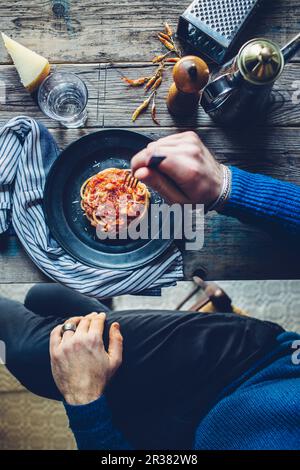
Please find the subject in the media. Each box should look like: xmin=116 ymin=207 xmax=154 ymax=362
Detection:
xmin=1 ymin=33 xmax=50 ymax=93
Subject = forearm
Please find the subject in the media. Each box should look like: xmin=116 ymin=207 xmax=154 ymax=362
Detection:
xmin=220 ymin=166 xmax=300 ymax=237
xmin=64 ymin=395 xmax=133 ymax=450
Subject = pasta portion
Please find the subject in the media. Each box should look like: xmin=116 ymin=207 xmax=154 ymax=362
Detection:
xmin=80 ymin=167 xmax=150 ymax=234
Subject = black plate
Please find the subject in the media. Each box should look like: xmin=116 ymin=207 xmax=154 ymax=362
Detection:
xmin=44 ymin=129 xmax=173 ymax=270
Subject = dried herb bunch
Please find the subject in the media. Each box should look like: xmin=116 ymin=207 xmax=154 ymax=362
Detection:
xmin=122 ymin=22 xmax=181 ymax=124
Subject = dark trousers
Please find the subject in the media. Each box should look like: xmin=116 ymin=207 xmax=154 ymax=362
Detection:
xmin=0 ymin=284 xmax=283 ymax=449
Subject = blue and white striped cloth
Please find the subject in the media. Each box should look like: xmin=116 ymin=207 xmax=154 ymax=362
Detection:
xmin=0 ymin=117 xmax=183 ymax=298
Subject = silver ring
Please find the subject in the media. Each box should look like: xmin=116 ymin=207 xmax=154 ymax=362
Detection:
xmin=61 ymin=322 xmax=77 ymax=335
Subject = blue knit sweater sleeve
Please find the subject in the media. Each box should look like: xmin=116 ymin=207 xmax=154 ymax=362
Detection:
xmin=194 ymin=332 xmax=300 ymax=450
xmin=221 ymin=167 xmax=300 ymax=237
xmin=64 ymin=395 xmax=133 ymax=450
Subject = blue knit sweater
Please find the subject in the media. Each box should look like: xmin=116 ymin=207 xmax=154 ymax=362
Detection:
xmin=64 ymin=168 xmax=300 ymax=450
xmin=223 ymin=166 xmax=300 ymax=237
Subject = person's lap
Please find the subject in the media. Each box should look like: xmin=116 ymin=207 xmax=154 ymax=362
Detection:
xmin=24 ymin=283 xmax=112 ymax=317
xmin=0 ymin=284 xmax=283 ymax=449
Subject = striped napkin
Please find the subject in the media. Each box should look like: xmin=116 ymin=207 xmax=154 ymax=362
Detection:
xmin=0 ymin=117 xmax=183 ymax=298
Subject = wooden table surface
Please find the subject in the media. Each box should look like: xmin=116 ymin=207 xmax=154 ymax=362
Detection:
xmin=0 ymin=0 xmax=300 ymax=283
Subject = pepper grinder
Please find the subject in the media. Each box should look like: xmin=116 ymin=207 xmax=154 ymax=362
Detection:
xmin=167 ymin=55 xmax=209 ymax=117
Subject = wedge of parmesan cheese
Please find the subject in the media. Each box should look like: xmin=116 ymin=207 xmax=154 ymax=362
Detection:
xmin=1 ymin=33 xmax=50 ymax=92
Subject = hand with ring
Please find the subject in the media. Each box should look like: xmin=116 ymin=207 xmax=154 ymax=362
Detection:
xmin=50 ymin=312 xmax=123 ymax=405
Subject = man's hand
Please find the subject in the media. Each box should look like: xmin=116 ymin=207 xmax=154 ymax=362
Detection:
xmin=131 ymin=131 xmax=223 ymax=207
xmin=50 ymin=312 xmax=123 ymax=405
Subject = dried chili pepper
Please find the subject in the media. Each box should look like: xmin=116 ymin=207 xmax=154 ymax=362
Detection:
xmin=158 ymin=32 xmax=171 ymax=41
xmin=157 ymin=34 xmax=175 ymax=51
xmin=165 ymin=57 xmax=180 ymax=63
xmin=151 ymin=92 xmax=160 ymax=125
xmin=151 ymin=76 xmax=162 ymax=91
xmin=123 ymin=23 xmax=179 ymax=125
xmin=145 ymin=75 xmax=157 ymax=90
xmin=152 ymin=54 xmax=166 ymax=63
xmin=164 ymin=22 xmax=173 ymax=37
xmin=152 ymin=51 xmax=170 ymax=63
xmin=132 ymin=92 xmax=154 ymax=122
xmin=122 ymin=76 xmax=150 ymax=86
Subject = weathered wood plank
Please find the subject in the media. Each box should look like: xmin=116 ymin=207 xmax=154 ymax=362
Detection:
xmin=1 ymin=62 xmax=300 ymax=129
xmin=0 ymin=0 xmax=299 ymax=64
xmin=0 ymin=127 xmax=299 ymax=283
xmin=0 ymin=235 xmax=46 ymax=283
xmin=103 ymin=63 xmax=300 ymax=128
xmin=2 ymin=214 xmax=300 ymax=283
xmin=46 ymin=127 xmax=300 ymax=183
xmin=0 ymin=64 xmax=103 ymax=129
xmin=184 ymin=212 xmax=300 ymax=281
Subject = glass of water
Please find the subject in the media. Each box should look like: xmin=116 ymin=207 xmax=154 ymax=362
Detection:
xmin=38 ymin=72 xmax=88 ymax=128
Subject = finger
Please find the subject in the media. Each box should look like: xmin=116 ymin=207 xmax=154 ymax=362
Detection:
xmin=132 ymin=144 xmax=198 ymax=189
xmin=88 ymin=312 xmax=106 ymax=340
xmin=131 ymin=132 xmax=200 ymax=173
xmin=146 ymin=136 xmax=180 ymax=151
xmin=108 ymin=322 xmax=123 ymax=371
xmin=61 ymin=316 xmax=84 ymax=342
xmin=50 ymin=324 xmax=63 ymax=354
xmin=147 ymin=144 xmax=200 ymax=185
xmin=131 ymin=145 xmax=177 ymax=173
xmin=85 ymin=311 xmax=100 ymax=320
xmin=134 ymin=167 xmax=188 ymax=204
xmin=131 ymin=148 xmax=150 ymax=174
xmin=75 ymin=317 xmax=92 ymax=334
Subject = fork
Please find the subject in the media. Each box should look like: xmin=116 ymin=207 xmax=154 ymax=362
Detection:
xmin=124 ymin=155 xmax=167 ymax=188
xmin=124 ymin=171 xmax=139 ymax=188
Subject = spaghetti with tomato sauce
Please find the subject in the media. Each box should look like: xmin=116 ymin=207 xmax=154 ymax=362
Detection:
xmin=80 ymin=168 xmax=150 ymax=233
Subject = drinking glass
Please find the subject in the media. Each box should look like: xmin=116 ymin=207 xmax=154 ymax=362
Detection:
xmin=38 ymin=72 xmax=88 ymax=128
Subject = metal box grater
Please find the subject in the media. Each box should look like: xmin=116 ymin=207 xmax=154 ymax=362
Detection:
xmin=177 ymin=0 xmax=263 ymax=64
